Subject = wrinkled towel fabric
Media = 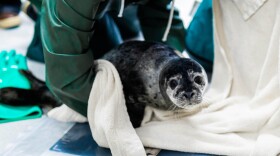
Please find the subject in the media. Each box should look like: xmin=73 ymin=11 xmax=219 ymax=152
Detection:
xmin=136 ymin=0 xmax=280 ymax=156
xmin=87 ymin=59 xmax=146 ymax=156
xmin=48 ymin=0 xmax=280 ymax=155
xmin=47 ymin=104 xmax=87 ymax=123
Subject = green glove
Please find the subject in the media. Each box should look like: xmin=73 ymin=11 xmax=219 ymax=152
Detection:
xmin=0 ymin=50 xmax=42 ymax=123
xmin=0 ymin=104 xmax=42 ymax=124
xmin=0 ymin=50 xmax=30 ymax=89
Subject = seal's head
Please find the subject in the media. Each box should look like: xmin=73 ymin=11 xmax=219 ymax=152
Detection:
xmin=159 ymin=58 xmax=208 ymax=109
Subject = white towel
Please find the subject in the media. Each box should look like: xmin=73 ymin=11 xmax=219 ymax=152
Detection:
xmin=47 ymin=104 xmax=87 ymax=123
xmin=135 ymin=0 xmax=280 ymax=156
xmin=87 ymin=59 xmax=146 ymax=156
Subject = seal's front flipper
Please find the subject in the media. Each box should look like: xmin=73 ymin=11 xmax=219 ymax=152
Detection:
xmin=126 ymin=102 xmax=146 ymax=128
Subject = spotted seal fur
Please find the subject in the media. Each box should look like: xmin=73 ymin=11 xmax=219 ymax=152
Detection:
xmin=102 ymin=41 xmax=208 ymax=127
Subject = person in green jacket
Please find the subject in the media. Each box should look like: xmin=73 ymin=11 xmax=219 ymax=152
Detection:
xmin=41 ymin=0 xmax=186 ymax=116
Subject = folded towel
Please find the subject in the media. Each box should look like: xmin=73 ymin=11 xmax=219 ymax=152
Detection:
xmin=87 ymin=59 xmax=146 ymax=156
xmin=47 ymin=104 xmax=87 ymax=123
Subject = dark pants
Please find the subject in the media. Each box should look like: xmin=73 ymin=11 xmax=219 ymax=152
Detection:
xmin=0 ymin=0 xmax=21 ymax=14
xmin=0 ymin=0 xmax=21 ymax=5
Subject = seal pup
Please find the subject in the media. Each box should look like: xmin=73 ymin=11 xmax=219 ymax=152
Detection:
xmin=102 ymin=41 xmax=208 ymax=127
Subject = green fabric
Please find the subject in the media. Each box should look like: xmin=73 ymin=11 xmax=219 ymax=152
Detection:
xmin=185 ymin=0 xmax=214 ymax=72
xmin=113 ymin=5 xmax=140 ymax=40
xmin=41 ymin=0 xmax=186 ymax=116
xmin=29 ymin=0 xmax=42 ymax=10
xmin=27 ymin=16 xmax=44 ymax=63
xmin=24 ymin=0 xmax=44 ymax=63
xmin=41 ymin=0 xmax=101 ymax=116
xmin=138 ymin=0 xmax=186 ymax=51
xmin=0 ymin=50 xmax=42 ymax=123
xmin=90 ymin=13 xmax=123 ymax=59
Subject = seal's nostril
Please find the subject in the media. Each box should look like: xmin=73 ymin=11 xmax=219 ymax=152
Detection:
xmin=191 ymin=92 xmax=195 ymax=97
xmin=184 ymin=92 xmax=195 ymax=99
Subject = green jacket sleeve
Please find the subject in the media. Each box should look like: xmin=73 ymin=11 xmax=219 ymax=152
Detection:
xmin=41 ymin=0 xmax=101 ymax=116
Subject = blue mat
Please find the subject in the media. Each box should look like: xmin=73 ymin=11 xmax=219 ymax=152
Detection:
xmin=50 ymin=123 xmax=215 ymax=156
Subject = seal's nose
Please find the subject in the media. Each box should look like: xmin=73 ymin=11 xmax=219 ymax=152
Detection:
xmin=184 ymin=92 xmax=195 ymax=99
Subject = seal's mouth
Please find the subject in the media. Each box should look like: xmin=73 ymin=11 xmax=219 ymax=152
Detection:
xmin=173 ymin=98 xmax=202 ymax=109
xmin=167 ymin=90 xmax=203 ymax=110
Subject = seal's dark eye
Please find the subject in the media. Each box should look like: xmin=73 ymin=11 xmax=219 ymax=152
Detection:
xmin=169 ymin=79 xmax=178 ymax=89
xmin=194 ymin=76 xmax=204 ymax=85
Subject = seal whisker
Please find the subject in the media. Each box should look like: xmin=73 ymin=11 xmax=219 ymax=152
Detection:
xmin=200 ymin=97 xmax=211 ymax=106
xmin=167 ymin=104 xmax=174 ymax=111
xmin=174 ymin=110 xmax=179 ymax=119
xmin=171 ymin=105 xmax=176 ymax=111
